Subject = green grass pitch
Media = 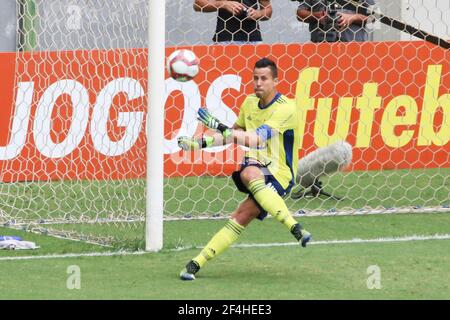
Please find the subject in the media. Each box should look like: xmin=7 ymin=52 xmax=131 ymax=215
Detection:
xmin=0 ymin=167 xmax=448 ymax=299
xmin=0 ymin=213 xmax=449 ymax=299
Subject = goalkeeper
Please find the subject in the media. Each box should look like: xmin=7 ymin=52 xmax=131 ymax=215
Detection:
xmin=178 ymin=58 xmax=311 ymax=281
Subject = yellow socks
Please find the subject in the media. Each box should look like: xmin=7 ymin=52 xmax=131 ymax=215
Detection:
xmin=193 ymin=219 xmax=245 ymax=268
xmin=188 ymin=179 xmax=307 ymax=276
xmin=247 ymin=178 xmax=298 ymax=231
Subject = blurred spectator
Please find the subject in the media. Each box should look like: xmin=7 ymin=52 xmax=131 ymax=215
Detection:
xmin=194 ymin=0 xmax=272 ymax=44
xmin=296 ymin=0 xmax=375 ymax=42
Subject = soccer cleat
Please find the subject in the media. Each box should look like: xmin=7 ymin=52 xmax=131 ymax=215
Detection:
xmin=179 ymin=269 xmax=196 ymax=281
xmin=291 ymin=223 xmax=312 ymax=247
xmin=179 ymin=260 xmax=200 ymax=281
xmin=299 ymin=229 xmax=312 ymax=247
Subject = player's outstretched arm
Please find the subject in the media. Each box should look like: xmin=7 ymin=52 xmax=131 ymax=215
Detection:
xmin=177 ymin=136 xmax=214 ymax=151
xmin=196 ymin=108 xmax=268 ymax=149
xmin=197 ymin=108 xmax=233 ymax=138
xmin=230 ymin=130 xmax=264 ymax=148
xmin=178 ymin=108 xmax=272 ymax=152
xmin=178 ymin=130 xmax=264 ymax=151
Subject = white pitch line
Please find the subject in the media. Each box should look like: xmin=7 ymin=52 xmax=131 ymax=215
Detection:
xmin=1 ymin=234 xmax=449 ymax=261
xmin=0 ymin=250 xmax=148 ymax=261
xmin=231 ymin=234 xmax=450 ymax=248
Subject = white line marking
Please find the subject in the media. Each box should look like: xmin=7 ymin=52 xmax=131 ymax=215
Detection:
xmin=232 ymin=234 xmax=450 ymax=248
xmin=0 ymin=250 xmax=148 ymax=261
xmin=1 ymin=234 xmax=449 ymax=261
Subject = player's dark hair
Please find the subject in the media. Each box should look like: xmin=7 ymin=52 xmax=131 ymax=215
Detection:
xmin=254 ymin=58 xmax=278 ymax=79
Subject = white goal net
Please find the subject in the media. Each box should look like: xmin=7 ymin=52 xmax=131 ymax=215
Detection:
xmin=0 ymin=0 xmax=448 ymax=249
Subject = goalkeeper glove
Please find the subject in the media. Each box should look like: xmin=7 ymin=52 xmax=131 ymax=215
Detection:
xmin=197 ymin=108 xmax=232 ymax=138
xmin=177 ymin=136 xmax=214 ymax=151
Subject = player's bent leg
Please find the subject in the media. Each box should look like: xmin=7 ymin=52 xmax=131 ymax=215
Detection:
xmin=240 ymin=166 xmax=312 ymax=247
xmin=179 ymin=198 xmax=259 ymax=280
xmin=231 ymin=197 xmax=261 ymax=226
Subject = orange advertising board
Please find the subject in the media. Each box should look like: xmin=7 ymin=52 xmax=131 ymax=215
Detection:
xmin=0 ymin=42 xmax=448 ymax=182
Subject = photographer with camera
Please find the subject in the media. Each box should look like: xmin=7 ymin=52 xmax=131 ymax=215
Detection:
xmin=194 ymin=0 xmax=272 ymax=44
xmin=295 ymin=0 xmax=375 ymax=43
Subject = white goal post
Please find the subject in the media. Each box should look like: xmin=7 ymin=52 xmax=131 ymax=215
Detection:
xmin=146 ymin=0 xmax=165 ymax=252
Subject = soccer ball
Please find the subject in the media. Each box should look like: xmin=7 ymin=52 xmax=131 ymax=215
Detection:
xmin=166 ymin=49 xmax=199 ymax=82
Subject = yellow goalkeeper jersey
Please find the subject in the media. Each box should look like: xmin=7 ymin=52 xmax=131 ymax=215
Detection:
xmin=235 ymin=93 xmax=299 ymax=190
